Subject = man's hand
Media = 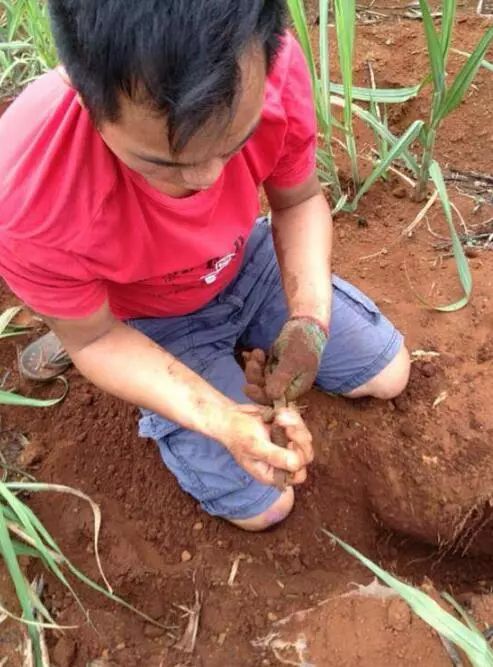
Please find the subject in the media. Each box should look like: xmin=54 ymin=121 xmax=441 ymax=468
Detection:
xmin=219 ymin=403 xmax=313 ymax=486
xmin=244 ymin=316 xmax=327 ymax=404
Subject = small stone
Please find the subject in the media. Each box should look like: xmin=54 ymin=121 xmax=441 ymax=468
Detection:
xmin=387 ymin=598 xmax=411 ymax=632
xmin=143 ymin=623 xmax=166 ymax=638
xmin=267 ymin=612 xmax=278 ymax=622
xmin=193 ymin=521 xmax=203 ymax=531
xmin=115 ymin=643 xmax=126 ymax=651
xmin=399 ymin=421 xmax=414 ymax=439
xmin=181 ymin=550 xmax=192 ymax=562
xmin=52 ymin=636 xmax=77 ymax=667
xmin=392 ymin=186 xmax=407 ymax=199
xmin=19 ymin=440 xmax=45 ymax=467
xmin=217 ymin=632 xmax=227 ymax=646
xmin=420 ymin=362 xmax=436 ymax=378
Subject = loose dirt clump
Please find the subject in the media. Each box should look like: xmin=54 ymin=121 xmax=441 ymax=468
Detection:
xmin=256 ymin=583 xmax=452 ymax=667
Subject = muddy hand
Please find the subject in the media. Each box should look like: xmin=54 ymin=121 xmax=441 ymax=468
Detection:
xmin=259 ymin=399 xmax=314 ymax=490
xmin=265 ymin=317 xmax=328 ymax=402
xmin=223 ymin=404 xmax=311 ymax=487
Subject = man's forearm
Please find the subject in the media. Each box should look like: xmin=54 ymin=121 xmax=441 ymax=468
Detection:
xmin=68 ymin=321 xmax=235 ymax=443
xmin=271 ymin=190 xmax=333 ymax=328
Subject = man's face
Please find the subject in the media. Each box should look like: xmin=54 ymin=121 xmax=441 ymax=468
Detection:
xmin=99 ymin=46 xmax=266 ymax=197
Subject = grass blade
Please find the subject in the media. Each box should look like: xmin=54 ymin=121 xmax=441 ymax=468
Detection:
xmin=8 ymin=482 xmax=112 ymax=593
xmin=428 ymin=160 xmax=472 ymax=310
xmin=334 ymin=0 xmax=359 ymax=186
xmin=323 ymin=529 xmax=493 ymax=667
xmin=437 ymin=27 xmax=493 ymax=121
xmin=351 ymin=120 xmax=424 ymax=209
xmin=0 ymin=377 xmax=68 ymax=407
xmin=418 ymin=0 xmax=446 ymax=96
xmin=440 ymin=0 xmax=457 ymax=63
xmin=452 ymin=48 xmax=493 ymax=72
xmin=0 ymin=507 xmax=41 ymax=663
xmin=5 ymin=482 xmax=165 ymax=628
xmin=0 ymin=306 xmax=23 ymax=336
xmin=287 ymin=0 xmax=317 ymax=86
xmin=330 ymin=95 xmax=420 ymax=175
xmin=329 ymin=82 xmax=421 ymax=103
xmin=319 ymin=0 xmax=330 ymax=125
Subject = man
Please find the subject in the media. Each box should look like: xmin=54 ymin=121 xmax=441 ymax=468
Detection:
xmin=0 ymin=0 xmax=409 ymax=532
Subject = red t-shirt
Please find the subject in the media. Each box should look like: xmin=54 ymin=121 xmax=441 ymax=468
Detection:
xmin=0 ymin=33 xmax=316 ymax=320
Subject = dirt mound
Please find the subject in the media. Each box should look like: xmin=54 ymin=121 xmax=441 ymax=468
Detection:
xmin=356 ymin=358 xmax=493 ymax=556
xmin=256 ymin=582 xmax=451 ymax=667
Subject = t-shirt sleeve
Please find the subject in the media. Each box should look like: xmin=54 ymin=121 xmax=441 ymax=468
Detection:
xmin=0 ymin=236 xmax=107 ymax=319
xmin=265 ymin=36 xmax=317 ymax=189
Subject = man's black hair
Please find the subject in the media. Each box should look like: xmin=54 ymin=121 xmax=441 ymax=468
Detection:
xmin=48 ymin=0 xmax=287 ymax=151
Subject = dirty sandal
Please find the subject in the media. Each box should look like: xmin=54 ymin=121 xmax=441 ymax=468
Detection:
xmin=19 ymin=331 xmax=71 ymax=381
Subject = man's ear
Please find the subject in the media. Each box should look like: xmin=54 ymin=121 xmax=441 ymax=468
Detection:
xmin=56 ymin=65 xmax=85 ymax=107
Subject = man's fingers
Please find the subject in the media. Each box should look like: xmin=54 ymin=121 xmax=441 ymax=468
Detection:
xmin=251 ymin=348 xmax=266 ymax=365
xmin=244 ymin=358 xmax=266 ymax=387
xmin=288 ymin=465 xmax=307 ymax=485
xmin=276 ymin=409 xmax=313 ymax=464
xmin=243 ymin=383 xmax=270 ymax=405
xmin=265 ymin=366 xmax=295 ymax=401
xmin=243 ymin=458 xmax=307 ymax=487
xmin=250 ymin=439 xmax=304 ymax=474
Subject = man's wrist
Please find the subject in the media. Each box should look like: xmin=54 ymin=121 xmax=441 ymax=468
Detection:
xmin=289 ymin=314 xmax=329 ymax=338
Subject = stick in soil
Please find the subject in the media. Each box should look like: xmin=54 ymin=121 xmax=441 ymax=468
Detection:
xmin=175 ymin=590 xmax=201 ymax=654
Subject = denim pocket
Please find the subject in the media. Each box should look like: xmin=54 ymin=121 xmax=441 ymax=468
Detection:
xmin=332 ymin=275 xmax=380 ymax=323
xmin=138 ymin=410 xmax=178 ymax=440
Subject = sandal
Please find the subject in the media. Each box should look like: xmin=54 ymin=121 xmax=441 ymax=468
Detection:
xmin=19 ymin=331 xmax=72 ymax=381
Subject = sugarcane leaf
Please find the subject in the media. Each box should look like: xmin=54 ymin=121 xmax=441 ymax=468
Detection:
xmin=351 ymin=121 xmax=423 ymax=209
xmin=329 ymin=82 xmax=421 ymax=103
xmin=437 ymin=27 xmax=493 ymax=121
xmin=418 ymin=0 xmax=446 ymax=94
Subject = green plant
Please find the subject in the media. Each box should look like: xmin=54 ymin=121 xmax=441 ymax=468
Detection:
xmin=415 ymin=0 xmax=493 ymax=200
xmin=333 ymin=0 xmax=359 ymax=188
xmin=288 ymin=0 xmax=343 ymax=203
xmin=288 ymin=0 xmax=421 ymax=211
xmin=324 ymin=529 xmax=493 ymax=667
xmin=1 ymin=481 xmax=162 ymax=666
xmin=0 ymin=0 xmax=57 ymax=99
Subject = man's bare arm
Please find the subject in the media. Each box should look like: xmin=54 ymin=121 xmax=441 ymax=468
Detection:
xmin=45 ymin=303 xmax=312 ymax=484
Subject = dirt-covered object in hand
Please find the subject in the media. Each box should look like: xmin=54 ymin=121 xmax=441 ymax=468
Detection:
xmin=244 ymin=349 xmax=314 ymax=490
xmin=244 ymin=316 xmax=327 ymax=404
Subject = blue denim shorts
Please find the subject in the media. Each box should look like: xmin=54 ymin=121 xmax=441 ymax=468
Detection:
xmin=131 ymin=219 xmax=403 ymax=520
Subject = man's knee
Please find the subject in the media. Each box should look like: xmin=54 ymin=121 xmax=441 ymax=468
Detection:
xmin=369 ymin=345 xmax=411 ymax=399
xmin=346 ymin=345 xmax=410 ymax=400
xmin=229 ymin=487 xmax=294 ymax=532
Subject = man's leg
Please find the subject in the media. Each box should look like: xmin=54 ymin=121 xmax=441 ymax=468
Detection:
xmin=130 ymin=306 xmax=294 ymax=532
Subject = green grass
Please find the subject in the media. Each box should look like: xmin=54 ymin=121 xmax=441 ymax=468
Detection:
xmin=415 ymin=0 xmax=493 ymax=200
xmin=0 ymin=0 xmax=57 ymax=99
xmin=1 ymin=481 xmax=164 ymax=666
